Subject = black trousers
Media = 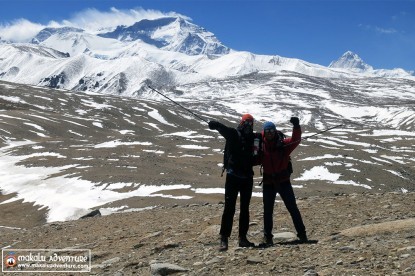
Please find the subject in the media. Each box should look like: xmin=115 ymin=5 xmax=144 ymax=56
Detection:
xmin=219 ymin=173 xmax=253 ymax=238
xmin=262 ymin=179 xmax=306 ymax=238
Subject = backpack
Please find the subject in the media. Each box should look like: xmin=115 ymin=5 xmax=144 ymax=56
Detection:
xmin=221 ymin=131 xmax=262 ymax=177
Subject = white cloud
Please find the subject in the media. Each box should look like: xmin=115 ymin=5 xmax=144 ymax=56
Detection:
xmin=0 ymin=19 xmax=44 ymax=42
xmin=0 ymin=7 xmax=190 ymax=42
xmin=65 ymin=7 xmax=189 ymax=33
xmin=374 ymin=27 xmax=397 ymax=34
xmin=359 ymin=24 xmax=398 ymax=35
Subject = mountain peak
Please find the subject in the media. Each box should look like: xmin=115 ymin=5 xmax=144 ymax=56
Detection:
xmin=329 ymin=51 xmax=373 ymax=71
xmin=98 ymin=17 xmax=230 ymax=56
xmin=31 ymin=27 xmax=84 ymax=44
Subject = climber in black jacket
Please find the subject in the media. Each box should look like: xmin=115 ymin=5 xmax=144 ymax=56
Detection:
xmin=209 ymin=113 xmax=261 ymax=251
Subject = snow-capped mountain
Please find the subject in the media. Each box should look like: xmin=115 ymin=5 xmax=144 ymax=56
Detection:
xmin=328 ymin=51 xmax=413 ymax=77
xmin=99 ymin=17 xmax=230 ymax=56
xmin=31 ymin=27 xmax=85 ymax=44
xmin=329 ymin=51 xmax=373 ymax=71
xmin=0 ymin=15 xmax=413 ymax=97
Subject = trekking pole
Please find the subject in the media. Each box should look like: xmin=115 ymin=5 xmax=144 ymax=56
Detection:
xmin=284 ymin=124 xmax=344 ymax=147
xmin=147 ymin=85 xmax=209 ymax=124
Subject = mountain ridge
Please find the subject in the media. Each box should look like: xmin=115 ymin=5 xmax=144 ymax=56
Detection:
xmin=97 ymin=16 xmax=230 ymax=56
xmin=31 ymin=26 xmax=85 ymax=44
xmin=0 ymin=16 xmax=413 ymax=98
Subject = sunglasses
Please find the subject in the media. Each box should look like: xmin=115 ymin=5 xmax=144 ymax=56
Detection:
xmin=264 ymin=129 xmax=275 ymax=134
xmin=242 ymin=120 xmax=253 ymax=127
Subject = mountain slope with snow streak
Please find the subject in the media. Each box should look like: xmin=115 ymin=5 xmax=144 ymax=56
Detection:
xmin=0 ymin=78 xmax=414 ymax=223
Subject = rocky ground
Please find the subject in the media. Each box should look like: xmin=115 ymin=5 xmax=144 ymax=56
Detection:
xmin=1 ymin=192 xmax=415 ymax=275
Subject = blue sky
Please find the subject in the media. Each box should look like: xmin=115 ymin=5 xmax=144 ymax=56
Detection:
xmin=1 ymin=0 xmax=414 ymax=71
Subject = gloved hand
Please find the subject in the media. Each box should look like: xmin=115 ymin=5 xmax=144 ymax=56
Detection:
xmin=208 ymin=121 xmax=220 ymax=130
xmin=290 ymin=117 xmax=300 ymax=127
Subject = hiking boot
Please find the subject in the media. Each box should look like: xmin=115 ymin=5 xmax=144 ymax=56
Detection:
xmin=297 ymin=232 xmax=308 ymax=243
xmin=259 ymin=236 xmax=274 ymax=248
xmin=219 ymin=236 xmax=228 ymax=251
xmin=238 ymin=237 xmax=255 ymax=248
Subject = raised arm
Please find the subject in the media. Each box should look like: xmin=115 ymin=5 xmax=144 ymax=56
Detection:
xmin=209 ymin=120 xmax=236 ymax=140
xmin=283 ymin=117 xmax=302 ymax=154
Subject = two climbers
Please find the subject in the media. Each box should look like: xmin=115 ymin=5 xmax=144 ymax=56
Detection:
xmin=209 ymin=115 xmax=307 ymax=250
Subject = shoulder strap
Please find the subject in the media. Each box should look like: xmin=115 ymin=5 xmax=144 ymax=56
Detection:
xmin=221 ymin=129 xmax=242 ymax=177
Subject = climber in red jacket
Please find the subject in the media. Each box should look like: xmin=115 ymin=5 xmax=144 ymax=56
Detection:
xmin=260 ymin=117 xmax=307 ymax=247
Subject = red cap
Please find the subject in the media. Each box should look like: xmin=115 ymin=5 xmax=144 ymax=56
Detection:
xmin=241 ymin=113 xmax=254 ymax=123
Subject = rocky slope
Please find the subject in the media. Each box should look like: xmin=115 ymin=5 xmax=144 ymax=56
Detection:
xmin=0 ymin=79 xmax=414 ymax=275
xmin=1 ymin=192 xmax=414 ymax=275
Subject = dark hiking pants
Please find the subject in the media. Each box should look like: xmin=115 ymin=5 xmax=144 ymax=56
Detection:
xmin=220 ymin=173 xmax=253 ymax=238
xmin=262 ymin=179 xmax=306 ymax=238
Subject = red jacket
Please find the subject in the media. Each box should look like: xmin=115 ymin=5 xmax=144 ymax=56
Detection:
xmin=261 ymin=126 xmax=301 ymax=175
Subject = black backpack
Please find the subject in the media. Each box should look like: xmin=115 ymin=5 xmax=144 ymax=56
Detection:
xmin=221 ymin=131 xmax=262 ymax=176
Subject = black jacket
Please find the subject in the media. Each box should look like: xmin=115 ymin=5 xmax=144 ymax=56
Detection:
xmin=215 ymin=122 xmax=258 ymax=178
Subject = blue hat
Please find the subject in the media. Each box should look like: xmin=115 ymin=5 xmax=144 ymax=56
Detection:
xmin=263 ymin=121 xmax=276 ymax=130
